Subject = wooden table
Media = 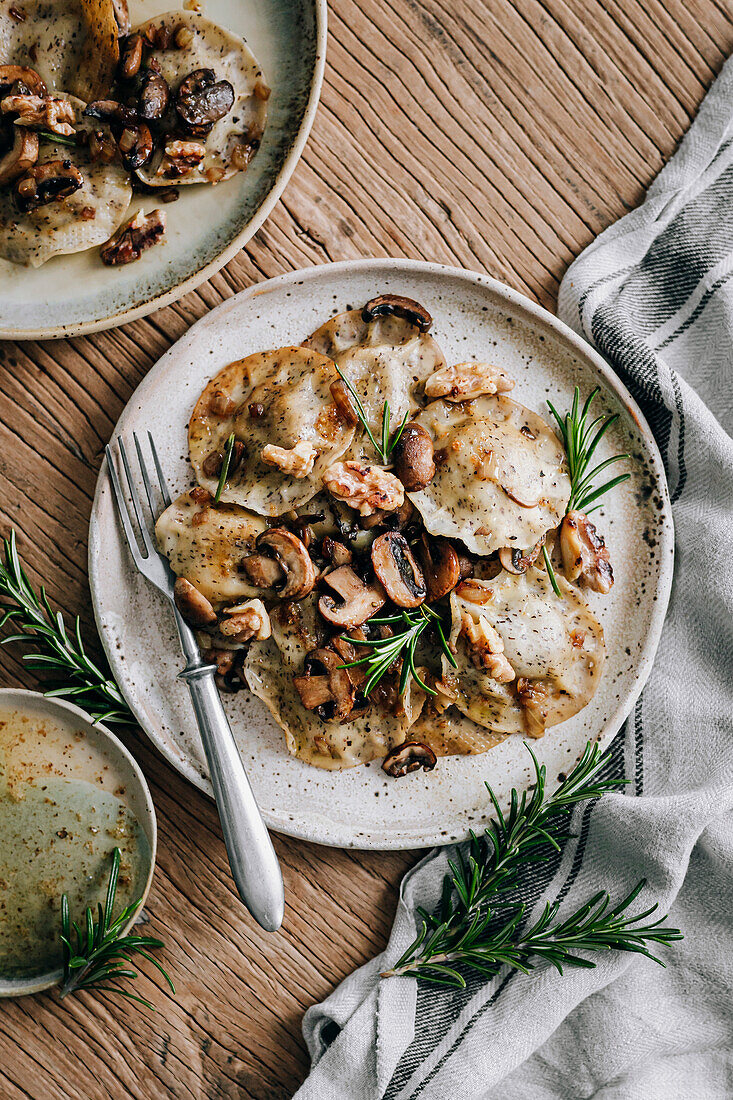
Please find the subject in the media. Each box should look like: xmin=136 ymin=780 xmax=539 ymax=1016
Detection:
xmin=1 ymin=1 xmax=731 ymax=1096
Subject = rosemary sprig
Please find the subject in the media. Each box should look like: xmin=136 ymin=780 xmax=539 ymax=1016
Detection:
xmin=335 ymin=365 xmax=409 ymax=464
xmin=382 ymin=742 xmax=682 ymax=987
xmin=340 ymin=604 xmax=457 ymax=696
xmin=60 ymin=848 xmax=175 ymax=1010
xmin=38 ymin=130 xmax=78 ymax=146
xmin=548 ymin=387 xmax=630 ymax=514
xmin=542 ymin=387 xmax=631 ymax=596
xmin=0 ymin=531 xmax=131 ymax=724
xmin=214 ymin=431 xmax=236 ymax=503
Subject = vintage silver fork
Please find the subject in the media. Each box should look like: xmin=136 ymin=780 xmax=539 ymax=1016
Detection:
xmin=105 ymin=432 xmax=284 ymax=932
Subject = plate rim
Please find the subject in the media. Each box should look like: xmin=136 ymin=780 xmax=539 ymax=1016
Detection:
xmin=88 ymin=257 xmax=675 ymax=850
xmin=0 ymin=0 xmax=328 ymax=342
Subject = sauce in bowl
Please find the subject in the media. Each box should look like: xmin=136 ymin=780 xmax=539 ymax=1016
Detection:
xmin=0 ymin=701 xmax=153 ymax=985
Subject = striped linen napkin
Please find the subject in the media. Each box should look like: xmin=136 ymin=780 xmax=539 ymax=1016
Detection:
xmin=294 ymin=56 xmax=733 ymax=1100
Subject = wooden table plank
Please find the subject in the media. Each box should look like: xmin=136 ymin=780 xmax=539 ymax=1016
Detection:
xmin=1 ymin=1 xmax=731 ymax=1096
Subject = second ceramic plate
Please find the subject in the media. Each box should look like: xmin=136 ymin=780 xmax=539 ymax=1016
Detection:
xmin=89 ymin=259 xmax=674 ymax=850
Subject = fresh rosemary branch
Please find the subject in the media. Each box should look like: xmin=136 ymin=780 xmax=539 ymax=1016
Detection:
xmin=340 ymin=604 xmax=457 ymax=696
xmin=381 ymin=742 xmax=682 ymax=987
xmin=542 ymin=387 xmax=631 ymax=596
xmin=39 ymin=130 xmax=78 ymax=146
xmin=334 ymin=365 xmax=409 ymax=464
xmin=548 ymin=386 xmax=631 ymax=515
xmin=0 ymin=531 xmax=131 ymax=724
xmin=214 ymin=431 xmax=236 ymax=503
xmin=60 ymin=848 xmax=175 ymax=1010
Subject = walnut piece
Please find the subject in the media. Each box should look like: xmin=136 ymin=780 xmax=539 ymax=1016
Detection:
xmin=424 ymin=361 xmax=515 ymax=402
xmin=560 ymin=511 xmax=614 ymax=594
xmin=323 ymin=461 xmax=404 ymax=517
xmin=460 ymin=610 xmax=515 ymax=682
xmin=516 ymin=677 xmax=550 ymax=738
xmin=100 ymin=208 xmax=166 ymax=266
xmin=261 ymin=440 xmax=318 ymax=478
xmin=1 ymin=93 xmax=76 ymax=136
xmin=157 ymin=139 xmax=206 ymax=178
xmin=218 ymin=599 xmax=271 ymax=643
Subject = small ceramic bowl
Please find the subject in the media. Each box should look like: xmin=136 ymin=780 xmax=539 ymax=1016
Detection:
xmin=0 ymin=689 xmax=156 ymax=998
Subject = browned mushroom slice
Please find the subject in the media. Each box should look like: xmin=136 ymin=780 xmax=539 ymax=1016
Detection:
xmin=239 ymin=552 xmax=285 ymax=589
xmin=560 ymin=512 xmax=614 ymax=594
xmin=393 ymin=423 xmax=436 ymax=492
xmin=14 ymin=160 xmax=83 ymax=212
xmin=0 ymin=66 xmax=47 ymax=96
xmin=256 ymin=528 xmax=316 ymax=599
xmin=119 ymin=33 xmax=144 ymax=79
xmin=0 ymin=128 xmax=38 ymax=184
xmin=173 ymin=576 xmax=217 ymax=627
xmin=361 ymin=294 xmax=433 ymax=333
xmin=418 ymin=535 xmax=461 ymax=600
xmin=137 ymin=69 xmax=170 ymax=122
xmin=329 ymin=378 xmax=359 ymax=427
xmin=293 ymin=647 xmax=355 ymax=721
xmin=321 ymin=537 xmax=353 ymax=566
xmin=371 ymin=532 xmax=426 ymax=609
xmin=117 ymin=122 xmax=154 ymax=170
xmin=83 ymin=99 xmax=139 ymax=125
xmin=318 ymin=566 xmax=386 ymax=628
xmin=382 ymin=741 xmax=437 ymax=777
xmin=176 ymin=68 xmax=235 ymax=134
xmin=498 ymin=534 xmax=546 ymax=576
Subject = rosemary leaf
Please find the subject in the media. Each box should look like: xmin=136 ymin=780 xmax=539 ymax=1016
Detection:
xmin=214 ymin=432 xmax=236 ymax=503
xmin=381 ymin=742 xmax=682 ymax=986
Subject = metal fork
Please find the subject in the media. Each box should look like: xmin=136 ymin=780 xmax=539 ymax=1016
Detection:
xmin=105 ymin=432 xmax=284 ymax=932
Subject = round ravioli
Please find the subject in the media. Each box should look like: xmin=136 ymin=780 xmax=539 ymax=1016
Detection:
xmin=409 ymin=395 xmax=570 ymax=556
xmin=244 ymin=596 xmax=425 ymax=770
xmin=154 ymin=490 xmax=267 ymax=606
xmin=189 ymin=347 xmax=356 ymax=516
xmin=442 ymin=568 xmax=604 ymax=735
xmin=303 ymin=309 xmax=446 ymax=460
xmin=410 ymin=706 xmax=507 ymax=758
xmin=133 ymin=11 xmax=268 ymax=187
xmin=0 ymin=97 xmax=132 ymax=268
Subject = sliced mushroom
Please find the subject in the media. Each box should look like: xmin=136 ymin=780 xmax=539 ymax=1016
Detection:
xmin=173 ymin=576 xmax=217 ymax=627
xmin=137 ymin=69 xmax=170 ymax=121
xmin=0 ymin=66 xmax=46 ymax=96
xmin=119 ymin=33 xmax=144 ymax=80
xmin=560 ymin=511 xmax=614 ymax=593
xmin=84 ymin=99 xmax=139 ymax=125
xmin=382 ymin=741 xmax=437 ymax=778
xmin=239 ymin=553 xmax=285 ymax=588
xmin=418 ymin=534 xmax=460 ymax=600
xmin=393 ymin=423 xmax=435 ymax=491
xmin=321 ymin=537 xmax=353 ymax=567
xmin=0 ymin=127 xmax=37 ymax=184
xmin=318 ymin=565 xmax=386 ymax=628
xmin=256 ymin=528 xmax=316 ymax=599
xmin=498 ymin=534 xmax=546 ymax=576
xmin=329 ymin=378 xmax=359 ymax=426
xmin=14 ymin=160 xmax=83 ymax=212
xmin=117 ymin=121 xmax=154 ymax=169
xmin=293 ymin=647 xmax=355 ymax=721
xmin=361 ymin=294 xmax=433 ymax=333
xmin=176 ymin=68 xmax=235 ymax=134
xmin=371 ymin=532 xmax=425 ymax=608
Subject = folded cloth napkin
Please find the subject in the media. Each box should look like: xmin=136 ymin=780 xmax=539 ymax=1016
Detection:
xmin=295 ymin=57 xmax=733 ymax=1100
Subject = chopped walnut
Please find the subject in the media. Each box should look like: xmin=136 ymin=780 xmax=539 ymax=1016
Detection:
xmin=460 ymin=611 xmax=515 ymax=682
xmin=516 ymin=677 xmax=550 ymax=738
xmin=1 ymin=94 xmax=76 ymax=136
xmin=424 ymin=361 xmax=515 ymax=402
xmin=100 ymin=208 xmax=166 ymax=266
xmin=323 ymin=461 xmax=404 ymax=517
xmin=560 ymin=511 xmax=614 ymax=594
xmin=156 ymin=139 xmax=206 ymax=178
xmin=218 ymin=599 xmax=271 ymax=643
xmin=261 ymin=440 xmax=318 ymax=478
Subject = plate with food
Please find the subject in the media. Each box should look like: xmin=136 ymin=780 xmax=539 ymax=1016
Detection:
xmin=89 ymin=259 xmax=674 ymax=849
xmin=0 ymin=0 xmax=325 ymax=338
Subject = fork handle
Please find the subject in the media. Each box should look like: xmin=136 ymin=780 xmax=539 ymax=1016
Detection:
xmin=178 ymin=663 xmax=284 ymax=932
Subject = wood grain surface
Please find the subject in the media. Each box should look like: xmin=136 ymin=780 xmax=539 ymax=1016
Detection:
xmin=1 ymin=1 xmax=732 ymax=1097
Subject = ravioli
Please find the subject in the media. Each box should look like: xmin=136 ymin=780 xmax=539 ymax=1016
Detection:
xmin=189 ymin=347 xmax=356 ymax=516
xmin=410 ymin=706 xmax=507 ymax=757
xmin=443 ymin=568 xmax=605 ymax=734
xmin=155 ymin=491 xmax=267 ymax=606
xmin=133 ymin=11 xmax=268 ymax=187
xmin=244 ymin=596 xmax=425 ymax=769
xmin=303 ymin=309 xmax=446 ymax=460
xmin=0 ymin=97 xmax=132 ymax=267
xmin=409 ymin=395 xmax=570 ymax=555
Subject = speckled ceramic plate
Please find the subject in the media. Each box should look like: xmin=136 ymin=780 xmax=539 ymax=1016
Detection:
xmin=0 ymin=0 xmax=326 ymax=340
xmin=88 ymin=259 xmax=674 ymax=850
